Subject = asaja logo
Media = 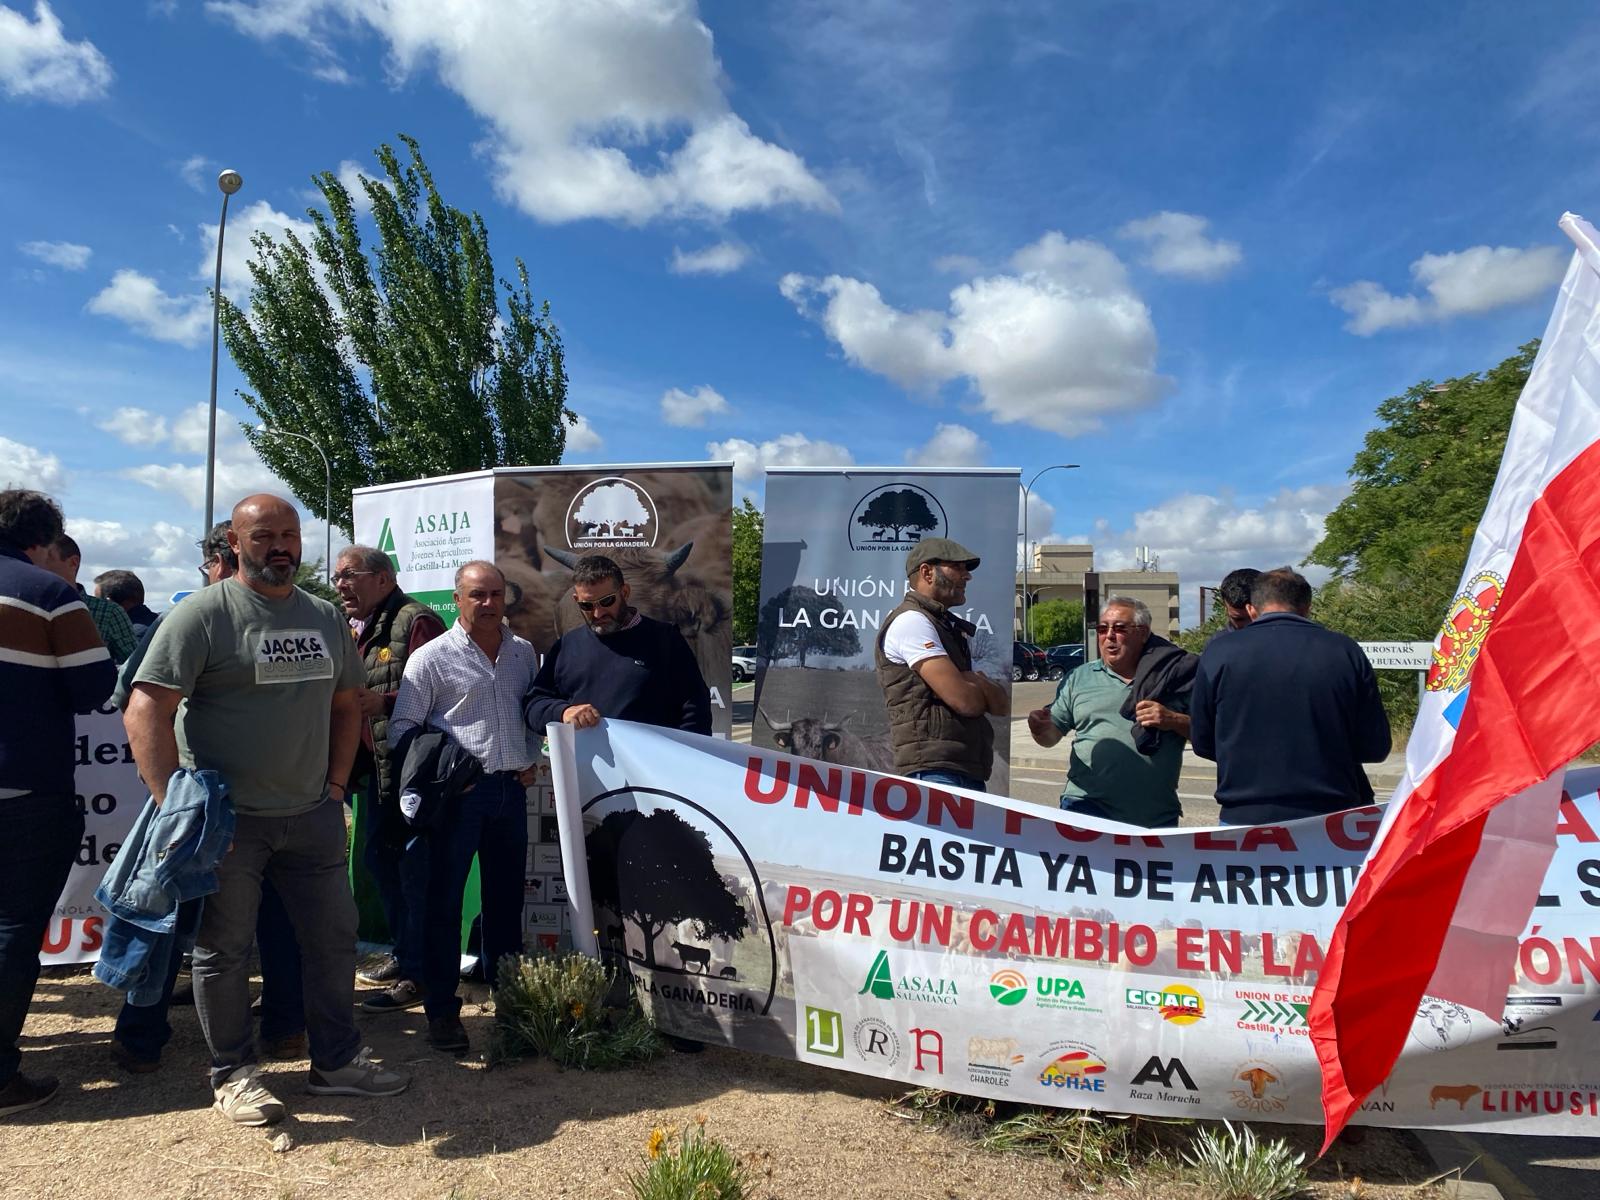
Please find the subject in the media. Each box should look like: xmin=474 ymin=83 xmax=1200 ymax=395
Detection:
xmin=377 ymin=517 xmax=399 ymax=572
xmin=989 ymin=968 xmax=1028 ymax=1006
xmin=1125 ymin=983 xmax=1205 ymax=1026
xmin=1036 ymin=1041 xmax=1108 ymax=1093
xmin=858 ymin=949 xmax=958 ymax=1005
xmin=565 ymin=477 xmax=659 ymax=549
xmin=852 ymin=1018 xmax=901 ymax=1067
xmin=1229 ymin=1059 xmax=1288 ymax=1114
xmin=848 ymin=483 xmax=947 ymax=552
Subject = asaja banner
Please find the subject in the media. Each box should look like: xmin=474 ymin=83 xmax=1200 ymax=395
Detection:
xmin=756 ymin=468 xmax=1018 ymax=792
xmin=551 ymin=720 xmax=1600 ymax=1135
xmin=353 ymin=469 xmax=496 ymax=622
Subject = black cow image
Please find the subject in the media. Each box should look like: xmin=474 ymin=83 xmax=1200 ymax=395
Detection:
xmin=587 ymin=808 xmax=747 ymax=972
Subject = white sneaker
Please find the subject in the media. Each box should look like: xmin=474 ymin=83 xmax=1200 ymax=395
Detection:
xmin=305 ymin=1047 xmax=409 ymax=1097
xmin=213 ymin=1065 xmax=285 ymax=1126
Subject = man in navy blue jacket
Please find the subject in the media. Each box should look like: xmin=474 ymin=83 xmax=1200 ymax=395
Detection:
xmin=524 ymin=554 xmax=712 ymax=737
xmin=1190 ymin=568 xmax=1391 ymax=825
xmin=0 ymin=490 xmax=115 ymax=1118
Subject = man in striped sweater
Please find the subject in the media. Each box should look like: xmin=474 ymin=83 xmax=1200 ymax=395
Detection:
xmin=0 ymin=490 xmax=115 ymax=1118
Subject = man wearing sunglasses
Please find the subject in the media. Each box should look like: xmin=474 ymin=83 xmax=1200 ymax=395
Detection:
xmin=876 ymin=538 xmax=1008 ymax=792
xmin=1027 ymin=596 xmax=1193 ymax=828
xmin=523 ymin=554 xmax=712 ymax=738
xmin=331 ymin=546 xmax=446 ymax=1015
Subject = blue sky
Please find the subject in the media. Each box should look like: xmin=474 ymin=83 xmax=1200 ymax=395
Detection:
xmin=3 ymin=1 xmax=1595 ymax=619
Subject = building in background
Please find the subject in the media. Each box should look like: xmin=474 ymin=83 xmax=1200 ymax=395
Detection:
xmin=1015 ymin=543 xmax=1180 ymax=647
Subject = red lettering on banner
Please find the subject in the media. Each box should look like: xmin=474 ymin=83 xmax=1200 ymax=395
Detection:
xmin=1241 ymin=826 xmax=1297 ymax=852
xmin=873 ymin=778 xmax=920 ymax=821
xmin=745 ymin=758 xmax=788 ymax=804
xmin=1195 ymin=829 xmax=1236 ymax=850
xmin=1556 ymin=794 xmax=1598 ymax=843
xmin=796 ymin=764 xmax=861 ymax=814
xmin=927 ymin=788 xmax=974 ymax=831
xmin=1326 ymin=807 xmax=1383 ymax=851
xmin=782 ymin=886 xmax=811 ymax=926
xmin=970 ymin=910 xmax=998 ymax=951
xmin=1176 ymin=927 xmax=1205 ymax=971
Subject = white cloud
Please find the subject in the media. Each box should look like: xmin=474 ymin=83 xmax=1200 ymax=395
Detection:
xmin=1332 ymin=243 xmax=1569 ymax=335
xmin=19 ymin=238 xmax=89 ymax=270
xmin=179 ymin=153 xmax=211 ymax=191
xmin=933 ymin=254 xmax=981 ymax=276
xmin=0 ymin=1 xmax=112 ymax=103
xmin=85 ymin=269 xmax=211 ymax=346
xmin=660 ymin=384 xmax=730 ymax=428
xmin=88 ymin=200 xmax=316 ymax=346
xmin=566 ymin=413 xmax=603 ymax=453
xmin=120 ymin=403 xmax=279 ymax=509
xmin=0 ymin=434 xmax=64 ymax=489
xmin=907 ymin=422 xmax=987 ymax=467
xmin=1093 ymin=485 xmax=1345 ymax=624
xmin=669 ymin=241 xmax=749 ymax=276
xmin=1017 ymin=487 xmax=1056 ymax=567
xmin=706 ymin=432 xmax=854 ymax=484
xmin=1118 ymin=211 xmax=1242 ymax=280
xmin=210 ymin=0 xmax=836 ymax=225
xmin=781 ymin=231 xmax=1170 ymax=435
xmin=97 ymin=406 xmax=171 ymax=447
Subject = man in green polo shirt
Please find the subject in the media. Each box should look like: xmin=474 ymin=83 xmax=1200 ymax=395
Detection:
xmin=1026 ymin=596 xmax=1191 ymax=828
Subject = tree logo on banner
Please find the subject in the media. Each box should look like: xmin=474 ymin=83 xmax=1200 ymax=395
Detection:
xmin=565 ymin=476 xmax=659 ymax=549
xmin=847 ymin=483 xmax=947 ymax=551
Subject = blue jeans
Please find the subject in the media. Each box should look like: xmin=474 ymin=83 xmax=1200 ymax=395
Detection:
xmin=423 ymin=774 xmax=528 ymax=1020
xmin=361 ymin=773 xmax=428 ymax=983
xmin=0 ymin=793 xmax=83 ymax=1087
xmin=114 ymin=881 xmax=305 ymax=1064
xmin=192 ymin=800 xmax=359 ymax=1088
xmin=908 ymin=769 xmax=987 ymax=793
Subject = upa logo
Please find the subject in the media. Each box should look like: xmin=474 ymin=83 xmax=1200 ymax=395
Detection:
xmin=565 ymin=477 xmax=659 ymax=549
xmin=848 ymin=483 xmax=948 ymax=552
xmin=989 ymin=968 xmax=1028 ymax=1007
xmin=1125 ymin=983 xmax=1205 ymax=1026
xmin=1036 ymin=1041 xmax=1108 ymax=1093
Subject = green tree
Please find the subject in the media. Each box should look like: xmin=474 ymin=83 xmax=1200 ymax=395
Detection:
xmin=220 ymin=134 xmax=572 ymax=534
xmin=731 ymin=497 xmax=762 ymax=645
xmin=856 ymin=489 xmax=938 ymax=542
xmin=1029 ymin=598 xmax=1083 ymax=647
xmin=294 ymin=560 xmax=338 ymax=605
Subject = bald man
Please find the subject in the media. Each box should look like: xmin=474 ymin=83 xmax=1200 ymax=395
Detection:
xmin=126 ymin=495 xmax=408 ymax=1127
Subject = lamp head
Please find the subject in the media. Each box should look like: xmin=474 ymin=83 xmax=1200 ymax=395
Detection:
xmin=218 ymin=170 xmax=244 ymax=195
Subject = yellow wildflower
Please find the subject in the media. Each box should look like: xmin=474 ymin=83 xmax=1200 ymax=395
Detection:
xmin=646 ymin=1127 xmax=666 ymax=1160
xmin=569 ymin=1001 xmax=585 ymax=1020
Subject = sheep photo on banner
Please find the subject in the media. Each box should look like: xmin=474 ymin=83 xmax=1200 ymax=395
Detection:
xmin=753 ymin=467 xmax=1020 ymax=794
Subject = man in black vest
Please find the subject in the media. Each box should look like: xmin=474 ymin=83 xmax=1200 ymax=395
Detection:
xmin=332 ymin=546 xmax=446 ymax=1012
xmin=874 ymin=538 xmax=1008 ymax=792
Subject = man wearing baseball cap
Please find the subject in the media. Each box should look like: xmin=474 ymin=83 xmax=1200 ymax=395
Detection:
xmin=874 ymin=537 xmax=1008 ymax=791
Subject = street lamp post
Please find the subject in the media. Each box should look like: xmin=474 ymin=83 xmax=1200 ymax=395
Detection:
xmin=1021 ymin=463 xmax=1080 ymax=645
xmin=259 ymin=424 xmax=333 ymax=584
xmin=204 ymin=169 xmax=244 ymax=545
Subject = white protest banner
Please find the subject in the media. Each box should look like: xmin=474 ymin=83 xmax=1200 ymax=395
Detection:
xmin=553 ymin=720 xmax=1600 ymax=1134
xmin=43 ymin=704 xmax=145 ymax=964
xmin=757 ymin=468 xmax=1018 ymax=792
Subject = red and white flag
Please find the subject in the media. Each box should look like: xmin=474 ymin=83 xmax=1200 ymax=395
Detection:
xmin=1311 ymin=212 xmax=1600 ymax=1148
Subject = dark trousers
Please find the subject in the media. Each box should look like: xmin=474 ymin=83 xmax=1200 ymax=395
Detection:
xmin=908 ymin=768 xmax=987 ymax=793
xmin=113 ymin=881 xmax=305 ymax=1064
xmin=361 ymin=774 xmax=428 ymax=983
xmin=422 ymin=774 xmax=528 ymax=1020
xmin=192 ymin=800 xmax=359 ymax=1088
xmin=0 ymin=793 xmax=83 ymax=1087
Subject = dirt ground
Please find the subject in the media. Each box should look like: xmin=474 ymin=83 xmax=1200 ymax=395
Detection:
xmin=3 ymin=969 xmax=1448 ymax=1200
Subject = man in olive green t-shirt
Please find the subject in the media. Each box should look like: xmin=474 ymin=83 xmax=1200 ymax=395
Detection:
xmin=1026 ymin=596 xmax=1191 ymax=828
xmin=125 ymin=494 xmax=407 ymax=1128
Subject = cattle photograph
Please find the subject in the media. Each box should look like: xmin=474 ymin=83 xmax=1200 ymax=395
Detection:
xmin=493 ymin=465 xmax=735 ymax=736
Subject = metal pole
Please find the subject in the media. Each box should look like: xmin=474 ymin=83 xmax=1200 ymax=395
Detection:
xmin=204 ymin=171 xmax=243 ymax=542
xmin=1021 ymin=464 xmax=1080 ymax=644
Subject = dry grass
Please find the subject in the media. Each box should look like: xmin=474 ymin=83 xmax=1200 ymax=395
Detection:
xmin=5 ymin=971 xmax=1443 ymax=1200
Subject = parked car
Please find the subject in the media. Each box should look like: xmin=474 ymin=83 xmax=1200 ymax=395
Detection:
xmin=731 ymin=645 xmax=757 ymax=682
xmin=1044 ymin=643 xmax=1086 ymax=680
xmin=1012 ymin=641 xmax=1047 ymax=681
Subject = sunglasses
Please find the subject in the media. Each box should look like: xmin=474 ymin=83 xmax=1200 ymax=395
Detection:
xmin=576 ymin=592 xmax=620 ymax=612
xmin=1095 ymin=622 xmax=1137 ymax=635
